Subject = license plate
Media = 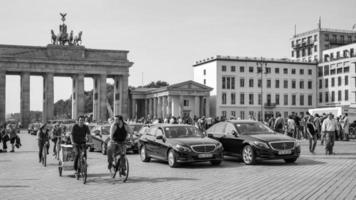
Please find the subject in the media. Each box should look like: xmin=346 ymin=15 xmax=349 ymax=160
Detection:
xmin=198 ymin=153 xmax=213 ymax=158
xmin=278 ymin=150 xmax=291 ymax=155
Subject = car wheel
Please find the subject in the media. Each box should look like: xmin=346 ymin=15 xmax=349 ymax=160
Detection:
xmin=242 ymin=145 xmax=256 ymax=165
xmin=168 ymin=149 xmax=178 ymax=168
xmin=140 ymin=145 xmax=151 ymax=162
xmin=101 ymin=143 xmax=107 ymax=155
xmin=210 ymin=160 xmax=222 ymax=166
xmin=284 ymin=158 xmax=298 ymax=163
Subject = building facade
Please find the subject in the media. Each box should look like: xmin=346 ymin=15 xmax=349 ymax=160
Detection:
xmin=193 ymin=56 xmax=317 ymax=120
xmin=290 ymin=27 xmax=356 ymax=62
xmin=129 ymin=81 xmax=212 ymax=119
xmin=317 ymin=43 xmax=356 ymax=108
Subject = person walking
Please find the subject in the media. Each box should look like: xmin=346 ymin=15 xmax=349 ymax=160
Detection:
xmin=321 ymin=113 xmax=338 ymax=155
xmin=274 ymin=113 xmax=285 ymax=134
xmin=287 ymin=115 xmax=296 ymax=138
xmin=342 ymin=113 xmax=350 ymax=141
xmin=306 ymin=116 xmax=317 ymax=153
xmin=7 ymin=124 xmax=18 ymax=152
xmin=268 ymin=114 xmax=275 ymax=130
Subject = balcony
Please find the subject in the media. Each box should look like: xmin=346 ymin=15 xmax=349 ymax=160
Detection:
xmin=264 ymin=102 xmax=276 ymax=109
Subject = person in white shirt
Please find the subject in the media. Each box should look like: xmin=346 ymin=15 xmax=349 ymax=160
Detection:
xmin=321 ymin=113 xmax=338 ymax=155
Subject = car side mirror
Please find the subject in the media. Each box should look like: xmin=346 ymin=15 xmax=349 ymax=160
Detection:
xmin=156 ymin=135 xmax=163 ymax=140
xmin=232 ymin=131 xmax=239 ymax=137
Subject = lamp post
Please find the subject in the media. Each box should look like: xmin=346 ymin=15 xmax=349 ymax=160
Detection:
xmin=257 ymin=57 xmax=267 ymax=122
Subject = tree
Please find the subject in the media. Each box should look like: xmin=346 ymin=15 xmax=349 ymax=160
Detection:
xmin=140 ymin=81 xmax=169 ymax=88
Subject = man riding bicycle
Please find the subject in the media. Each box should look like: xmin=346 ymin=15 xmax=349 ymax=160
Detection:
xmin=70 ymin=116 xmax=92 ymax=175
xmin=107 ymin=115 xmax=133 ymax=175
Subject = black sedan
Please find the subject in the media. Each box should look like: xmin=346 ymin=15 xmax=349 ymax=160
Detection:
xmin=139 ymin=124 xmax=224 ymax=168
xmin=206 ymin=120 xmax=300 ymax=165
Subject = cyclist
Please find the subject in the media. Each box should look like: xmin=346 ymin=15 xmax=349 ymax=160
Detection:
xmin=37 ymin=123 xmax=50 ymax=162
xmin=107 ymin=115 xmax=133 ymax=175
xmin=70 ymin=116 xmax=92 ymax=176
xmin=52 ymin=123 xmax=62 ymax=156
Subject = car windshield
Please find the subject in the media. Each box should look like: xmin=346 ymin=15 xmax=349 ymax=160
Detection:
xmin=101 ymin=126 xmax=110 ymax=135
xmin=233 ymin=122 xmax=274 ymax=135
xmin=164 ymin=126 xmax=204 ymax=138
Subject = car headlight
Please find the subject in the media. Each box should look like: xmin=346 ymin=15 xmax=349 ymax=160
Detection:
xmin=252 ymin=141 xmax=269 ymax=149
xmin=174 ymin=144 xmax=191 ymax=152
xmin=295 ymin=140 xmax=301 ymax=148
xmin=215 ymin=143 xmax=223 ymax=149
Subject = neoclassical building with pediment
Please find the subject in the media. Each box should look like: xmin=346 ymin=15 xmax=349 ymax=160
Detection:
xmin=129 ymin=80 xmax=213 ymax=119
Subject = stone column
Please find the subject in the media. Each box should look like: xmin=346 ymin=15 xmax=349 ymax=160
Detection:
xmin=72 ymin=74 xmax=85 ymax=120
xmin=144 ymin=99 xmax=148 ymax=117
xmin=0 ymin=71 xmax=6 ymax=123
xmin=157 ymin=96 xmax=162 ymax=119
xmin=167 ymin=96 xmax=172 ymax=117
xmin=114 ymin=75 xmax=122 ymax=116
xmin=121 ymin=75 xmax=129 ymax=119
xmin=20 ymin=72 xmax=30 ymax=128
xmin=179 ymin=95 xmax=184 ymax=117
xmin=92 ymin=77 xmax=99 ymax=122
xmin=162 ymin=96 xmax=167 ymax=118
xmin=194 ymin=96 xmax=200 ymax=118
xmin=205 ymin=97 xmax=210 ymax=117
xmin=153 ymin=97 xmax=157 ymax=118
xmin=131 ymin=98 xmax=136 ymax=118
xmin=148 ymin=98 xmax=152 ymax=118
xmin=43 ymin=73 xmax=54 ymax=123
xmin=98 ymin=74 xmax=107 ymax=122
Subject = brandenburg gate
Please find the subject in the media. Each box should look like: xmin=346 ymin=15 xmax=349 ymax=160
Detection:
xmin=0 ymin=14 xmax=133 ymax=127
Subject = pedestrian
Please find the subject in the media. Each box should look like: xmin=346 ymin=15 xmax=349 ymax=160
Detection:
xmin=0 ymin=124 xmax=7 ymax=152
xmin=342 ymin=113 xmax=350 ymax=141
xmin=313 ymin=114 xmax=321 ymax=140
xmin=7 ymin=124 xmax=19 ymax=152
xmin=306 ymin=116 xmax=317 ymax=153
xmin=287 ymin=115 xmax=296 ymax=138
xmin=37 ymin=124 xmax=50 ymax=162
xmin=321 ymin=113 xmax=338 ymax=155
xmin=268 ymin=114 xmax=275 ymax=130
xmin=51 ymin=123 xmax=62 ymax=156
xmin=274 ymin=112 xmax=284 ymax=134
xmin=320 ymin=113 xmax=327 ymax=145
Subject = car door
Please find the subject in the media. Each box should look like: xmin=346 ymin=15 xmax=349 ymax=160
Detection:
xmin=154 ymin=128 xmax=169 ymax=159
xmin=209 ymin=122 xmax=226 ymax=143
xmin=221 ymin=123 xmax=243 ymax=155
xmin=144 ymin=127 xmax=158 ymax=156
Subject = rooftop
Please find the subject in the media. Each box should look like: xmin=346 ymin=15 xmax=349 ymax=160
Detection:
xmin=292 ymin=28 xmax=356 ymax=39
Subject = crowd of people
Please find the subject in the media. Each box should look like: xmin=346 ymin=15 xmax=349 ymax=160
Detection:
xmin=0 ymin=123 xmax=22 ymax=153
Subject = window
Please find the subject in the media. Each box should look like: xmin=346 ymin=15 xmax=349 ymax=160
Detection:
xmin=300 ymin=69 xmax=304 ymax=75
xmin=299 ymin=80 xmax=304 ymax=89
xmin=222 ymin=111 xmax=227 ymax=117
xmin=258 ymin=79 xmax=262 ymax=88
xmin=308 ymin=81 xmax=312 ymax=89
xmin=258 ymin=94 xmax=262 ymax=105
xmin=345 ymin=76 xmax=349 ymax=85
xmin=283 ymin=68 xmax=288 ymax=74
xmin=314 ymin=45 xmax=317 ymax=52
xmin=222 ymin=65 xmax=226 ymax=71
xmin=267 ymin=80 xmax=271 ymax=88
xmin=275 ymin=94 xmax=280 ymax=105
xmin=226 ymin=77 xmax=230 ymax=89
xmin=325 ymin=34 xmax=329 ymax=41
xmin=330 ymin=69 xmax=336 ymax=75
xmin=308 ymin=95 xmax=312 ymax=106
xmin=319 ymin=79 xmax=322 ymax=89
xmin=266 ymin=68 xmax=271 ymax=74
xmin=325 ymin=92 xmax=329 ymax=102
xmin=183 ymin=100 xmax=189 ymax=107
xmin=292 ymin=95 xmax=296 ymax=105
xmin=284 ymin=80 xmax=288 ymax=88
xmin=324 ymin=65 xmax=329 ymax=76
xmin=300 ymin=95 xmax=304 ymax=106
xmin=231 ymin=93 xmax=236 ymax=105
xmin=344 ymin=67 xmax=350 ymax=73
xmin=292 ymin=80 xmax=296 ymax=89
xmin=231 ymin=111 xmax=236 ymax=117
xmin=275 ymin=68 xmax=280 ymax=74
xmin=284 ymin=94 xmax=288 ymax=105
xmin=240 ymin=93 xmax=245 ymax=105
xmin=240 ymin=78 xmax=245 ymax=87
xmin=249 ymin=66 xmax=254 ymax=73
xmin=249 ymin=94 xmax=254 ymax=105
xmin=249 ymin=79 xmax=254 ymax=87
xmin=326 ymin=79 xmax=329 ymax=88
xmin=331 ymin=91 xmax=335 ymax=102
xmin=292 ymin=69 xmax=296 ymax=74
xmin=308 ymin=69 xmax=312 ymax=75
xmin=338 ymin=90 xmax=342 ymax=101
xmin=345 ymin=90 xmax=349 ymax=101
xmin=222 ymin=93 xmax=226 ymax=104
xmin=338 ymin=77 xmax=342 ymax=86
xmin=240 ymin=111 xmax=245 ymax=120
xmin=318 ymin=67 xmax=323 ymax=77
xmin=337 ymin=68 xmax=343 ymax=74
xmin=275 ymin=80 xmax=280 ymax=88
xmin=203 ymin=69 xmax=206 ymax=75
xmin=267 ymin=94 xmax=271 ymax=104
xmin=257 ymin=67 xmax=262 ymax=73
xmin=240 ymin=66 xmax=244 ymax=72
xmin=203 ymin=79 xmax=206 ymax=85
xmin=314 ymin=34 xmax=318 ymax=41
xmin=231 ymin=66 xmax=236 ymax=72
xmin=291 ymin=51 xmax=294 ymax=57
xmin=319 ymin=92 xmax=323 ymax=103
xmin=222 ymin=77 xmax=226 ymax=89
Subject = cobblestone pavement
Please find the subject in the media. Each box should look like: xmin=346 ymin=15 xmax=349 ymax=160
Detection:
xmin=1 ymin=132 xmax=355 ymax=200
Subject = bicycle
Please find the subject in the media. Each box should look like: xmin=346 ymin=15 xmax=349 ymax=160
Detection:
xmin=75 ymin=143 xmax=91 ymax=184
xmin=110 ymin=142 xmax=129 ymax=182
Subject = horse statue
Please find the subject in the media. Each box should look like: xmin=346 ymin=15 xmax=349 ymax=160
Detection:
xmin=73 ymin=31 xmax=83 ymax=46
xmin=50 ymin=30 xmax=58 ymax=45
xmin=68 ymin=30 xmax=74 ymax=45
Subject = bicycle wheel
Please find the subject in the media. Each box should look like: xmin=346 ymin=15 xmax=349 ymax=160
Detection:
xmin=121 ymin=157 xmax=129 ymax=182
xmin=111 ymin=156 xmax=119 ymax=179
xmin=42 ymin=145 xmax=47 ymax=167
xmin=82 ymin=159 xmax=87 ymax=184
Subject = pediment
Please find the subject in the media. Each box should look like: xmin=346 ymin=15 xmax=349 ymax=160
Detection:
xmin=168 ymin=80 xmax=212 ymax=91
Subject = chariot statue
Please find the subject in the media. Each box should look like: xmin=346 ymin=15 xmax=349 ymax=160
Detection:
xmin=50 ymin=13 xmax=83 ymax=46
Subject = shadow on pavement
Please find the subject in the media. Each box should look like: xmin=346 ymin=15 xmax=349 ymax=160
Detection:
xmin=0 ymin=185 xmax=30 ymax=188
xmin=147 ymin=158 xmax=243 ymax=169
xmin=86 ymin=175 xmax=198 ymax=184
xmin=255 ymin=158 xmax=326 ymax=166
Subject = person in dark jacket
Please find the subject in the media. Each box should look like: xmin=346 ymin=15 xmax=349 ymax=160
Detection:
xmin=37 ymin=124 xmax=50 ymax=162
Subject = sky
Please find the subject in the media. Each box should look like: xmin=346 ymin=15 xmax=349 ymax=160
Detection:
xmin=1 ymin=0 xmax=356 ymax=114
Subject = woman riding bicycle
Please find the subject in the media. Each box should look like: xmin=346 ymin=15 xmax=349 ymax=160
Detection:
xmin=37 ymin=123 xmax=50 ymax=162
xmin=107 ymin=115 xmax=133 ymax=175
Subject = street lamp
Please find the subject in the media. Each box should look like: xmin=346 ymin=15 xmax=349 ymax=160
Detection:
xmin=257 ymin=57 xmax=268 ymax=122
